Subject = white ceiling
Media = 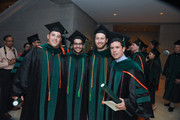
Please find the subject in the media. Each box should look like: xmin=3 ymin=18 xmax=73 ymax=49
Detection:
xmin=71 ymin=0 xmax=180 ymax=24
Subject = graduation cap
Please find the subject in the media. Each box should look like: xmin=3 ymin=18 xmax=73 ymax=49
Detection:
xmin=133 ymin=37 xmax=143 ymax=50
xmin=45 ymin=21 xmax=68 ymax=34
xmin=68 ymin=30 xmax=88 ymax=44
xmin=122 ymin=34 xmax=130 ymax=48
xmin=174 ymin=40 xmax=180 ymax=45
xmin=151 ymin=49 xmax=160 ymax=58
xmin=27 ymin=34 xmax=40 ymax=45
xmin=150 ymin=40 xmax=159 ymax=48
xmin=108 ymin=32 xmax=124 ymax=46
xmin=94 ymin=25 xmax=110 ymax=38
xmin=142 ymin=42 xmax=148 ymax=48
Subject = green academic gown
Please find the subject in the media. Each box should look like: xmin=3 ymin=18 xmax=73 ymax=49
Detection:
xmin=12 ymin=43 xmax=66 ymax=120
xmin=87 ymin=48 xmax=112 ymax=120
xmin=106 ymin=59 xmax=153 ymax=120
xmin=163 ymin=53 xmax=180 ymax=103
xmin=64 ymin=51 xmax=88 ymax=120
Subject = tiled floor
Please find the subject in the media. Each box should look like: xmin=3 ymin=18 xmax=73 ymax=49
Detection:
xmin=8 ymin=78 xmax=180 ymax=120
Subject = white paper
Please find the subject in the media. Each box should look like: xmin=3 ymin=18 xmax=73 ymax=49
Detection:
xmin=102 ymin=101 xmax=120 ymax=111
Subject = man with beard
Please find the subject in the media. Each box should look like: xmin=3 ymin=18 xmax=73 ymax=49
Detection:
xmin=163 ymin=40 xmax=180 ymax=112
xmin=87 ymin=25 xmax=112 ymax=120
xmin=64 ymin=30 xmax=88 ymax=120
xmin=105 ymin=32 xmax=153 ymax=120
xmin=12 ymin=21 xmax=67 ymax=120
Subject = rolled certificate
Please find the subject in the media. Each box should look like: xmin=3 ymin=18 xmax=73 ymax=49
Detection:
xmin=101 ymin=83 xmax=132 ymax=117
xmin=12 ymin=98 xmax=22 ymax=107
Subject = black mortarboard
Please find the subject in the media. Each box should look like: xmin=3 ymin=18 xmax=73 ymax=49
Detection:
xmin=174 ymin=40 xmax=180 ymax=45
xmin=133 ymin=37 xmax=143 ymax=50
xmin=108 ymin=32 xmax=124 ymax=46
xmin=27 ymin=34 xmax=40 ymax=45
xmin=122 ymin=34 xmax=130 ymax=48
xmin=142 ymin=42 xmax=148 ymax=48
xmin=151 ymin=40 xmax=159 ymax=48
xmin=68 ymin=30 xmax=88 ymax=44
xmin=151 ymin=49 xmax=160 ymax=58
xmin=45 ymin=21 xmax=68 ymax=34
xmin=94 ymin=25 xmax=110 ymax=38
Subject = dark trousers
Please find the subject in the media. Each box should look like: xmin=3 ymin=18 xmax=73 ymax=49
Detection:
xmin=0 ymin=69 xmax=13 ymax=113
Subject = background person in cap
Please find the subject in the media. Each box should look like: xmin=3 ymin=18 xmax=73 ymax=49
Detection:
xmin=141 ymin=42 xmax=148 ymax=57
xmin=27 ymin=34 xmax=41 ymax=47
xmin=64 ymin=30 xmax=88 ymax=120
xmin=87 ymin=24 xmax=112 ymax=120
xmin=130 ymin=38 xmax=150 ymax=86
xmin=106 ymin=32 xmax=153 ymax=120
xmin=11 ymin=34 xmax=41 ymax=75
xmin=146 ymin=49 xmax=161 ymax=111
xmin=149 ymin=40 xmax=162 ymax=73
xmin=162 ymin=40 xmax=180 ymax=112
xmin=12 ymin=21 xmax=67 ymax=120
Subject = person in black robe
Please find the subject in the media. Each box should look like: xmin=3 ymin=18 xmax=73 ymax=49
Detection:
xmin=141 ymin=42 xmax=148 ymax=58
xmin=64 ymin=30 xmax=88 ymax=120
xmin=87 ymin=25 xmax=112 ymax=120
xmin=12 ymin=21 xmax=68 ymax=120
xmin=105 ymin=32 xmax=153 ymax=120
xmin=149 ymin=40 xmax=162 ymax=73
xmin=130 ymin=38 xmax=149 ymax=86
xmin=146 ymin=49 xmax=161 ymax=111
xmin=11 ymin=34 xmax=41 ymax=74
xmin=162 ymin=40 xmax=180 ymax=112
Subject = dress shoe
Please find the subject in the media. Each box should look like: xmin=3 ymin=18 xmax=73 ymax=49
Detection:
xmin=168 ymin=107 xmax=174 ymax=112
xmin=164 ymin=103 xmax=170 ymax=107
xmin=11 ymin=106 xmax=20 ymax=111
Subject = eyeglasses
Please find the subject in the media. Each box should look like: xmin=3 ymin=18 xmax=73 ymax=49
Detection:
xmin=73 ymin=43 xmax=83 ymax=46
xmin=34 ymin=41 xmax=41 ymax=44
xmin=6 ymin=40 xmax=14 ymax=42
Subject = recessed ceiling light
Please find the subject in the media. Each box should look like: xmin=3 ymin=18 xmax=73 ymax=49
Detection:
xmin=160 ymin=12 xmax=164 ymax=15
xmin=113 ymin=13 xmax=117 ymax=16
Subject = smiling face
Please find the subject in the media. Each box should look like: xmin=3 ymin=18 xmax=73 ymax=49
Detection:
xmin=110 ymin=41 xmax=125 ymax=60
xmin=47 ymin=31 xmax=62 ymax=48
xmin=95 ymin=33 xmax=108 ymax=51
xmin=72 ymin=39 xmax=84 ymax=55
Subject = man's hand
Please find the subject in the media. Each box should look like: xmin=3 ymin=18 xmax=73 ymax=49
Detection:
xmin=8 ymin=58 xmax=16 ymax=65
xmin=12 ymin=96 xmax=24 ymax=101
xmin=115 ymin=98 xmax=126 ymax=110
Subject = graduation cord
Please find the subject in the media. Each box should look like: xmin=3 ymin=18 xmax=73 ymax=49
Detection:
xmin=46 ymin=51 xmax=62 ymax=101
xmin=66 ymin=56 xmax=85 ymax=98
xmin=89 ymin=55 xmax=96 ymax=101
xmin=137 ymin=55 xmax=144 ymax=73
xmin=57 ymin=54 xmax=62 ymax=88
xmin=46 ymin=50 xmax=51 ymax=101
xmin=78 ymin=58 xmax=84 ymax=98
xmin=67 ymin=56 xmax=72 ymax=94
xmin=102 ymin=58 xmax=107 ymax=103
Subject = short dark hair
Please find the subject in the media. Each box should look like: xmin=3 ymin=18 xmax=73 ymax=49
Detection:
xmin=23 ymin=43 xmax=30 ymax=48
xmin=3 ymin=35 xmax=12 ymax=41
